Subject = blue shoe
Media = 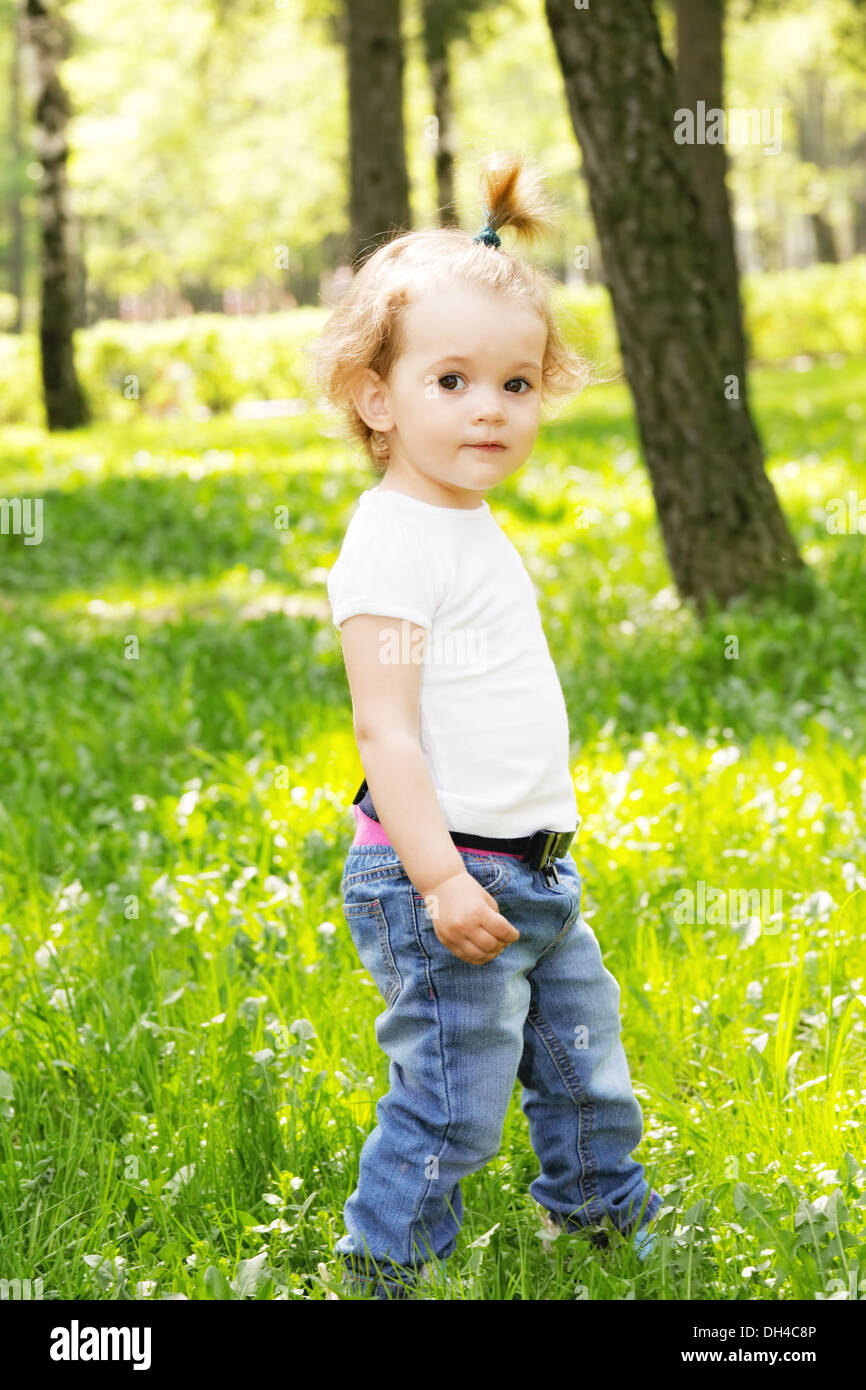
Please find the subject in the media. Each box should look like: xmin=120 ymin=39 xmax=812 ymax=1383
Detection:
xmin=417 ymin=1261 xmax=455 ymax=1298
xmin=631 ymin=1189 xmax=663 ymax=1261
xmin=631 ymin=1224 xmax=656 ymax=1261
xmin=537 ymin=1201 xmax=658 ymax=1261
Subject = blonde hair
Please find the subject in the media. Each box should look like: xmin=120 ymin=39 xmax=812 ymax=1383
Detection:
xmin=306 ymin=153 xmax=592 ymax=476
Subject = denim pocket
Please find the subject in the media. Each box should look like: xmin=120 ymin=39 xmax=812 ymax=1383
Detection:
xmin=454 ymin=854 xmax=508 ymax=895
xmin=342 ymin=897 xmax=403 ymax=1008
xmin=410 ymin=855 xmax=510 ymax=946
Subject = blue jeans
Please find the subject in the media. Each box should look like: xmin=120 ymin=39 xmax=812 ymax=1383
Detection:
xmin=336 ymin=843 xmax=662 ymax=1295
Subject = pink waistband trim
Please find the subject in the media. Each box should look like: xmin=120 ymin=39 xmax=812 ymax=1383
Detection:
xmin=351 ymin=804 xmax=523 ymax=858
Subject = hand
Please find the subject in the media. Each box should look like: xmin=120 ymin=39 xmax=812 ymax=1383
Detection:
xmin=420 ymin=870 xmax=520 ymax=964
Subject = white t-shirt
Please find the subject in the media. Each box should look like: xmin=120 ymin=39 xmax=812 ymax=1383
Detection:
xmin=326 ymin=485 xmax=578 ymax=837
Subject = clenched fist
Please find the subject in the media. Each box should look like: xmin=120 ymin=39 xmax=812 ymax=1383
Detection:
xmin=421 ymin=870 xmax=520 ymax=964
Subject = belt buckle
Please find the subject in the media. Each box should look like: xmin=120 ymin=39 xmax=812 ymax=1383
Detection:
xmin=528 ymin=830 xmax=557 ymax=874
xmin=529 ymin=828 xmax=575 ymax=884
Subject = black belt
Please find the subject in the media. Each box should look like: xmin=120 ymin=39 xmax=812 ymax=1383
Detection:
xmin=351 ymin=778 xmax=576 ymax=885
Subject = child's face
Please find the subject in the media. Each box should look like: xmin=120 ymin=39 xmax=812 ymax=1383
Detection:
xmin=357 ymin=283 xmax=546 ymax=506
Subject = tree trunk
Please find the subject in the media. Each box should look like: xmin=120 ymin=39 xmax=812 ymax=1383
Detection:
xmin=75 ymin=210 xmax=87 ymax=327
xmin=345 ymin=0 xmax=412 ymax=266
xmin=544 ymin=0 xmax=805 ymax=614
xmin=795 ymin=68 xmax=838 ymax=264
xmin=810 ymin=212 xmax=838 ymax=263
xmin=420 ymin=0 xmax=458 ymax=227
xmin=9 ymin=6 xmax=26 ymax=333
xmin=674 ymin=0 xmax=748 ymax=386
xmin=21 ymin=0 xmax=89 ymax=428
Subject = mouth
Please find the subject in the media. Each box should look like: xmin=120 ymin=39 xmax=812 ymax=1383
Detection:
xmin=467 ymin=443 xmax=506 ymax=451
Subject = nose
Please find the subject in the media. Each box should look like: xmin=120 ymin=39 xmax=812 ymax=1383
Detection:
xmin=472 ymin=387 xmax=506 ymax=424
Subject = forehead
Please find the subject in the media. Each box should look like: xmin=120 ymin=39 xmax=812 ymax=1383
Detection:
xmin=402 ymin=283 xmax=546 ymax=363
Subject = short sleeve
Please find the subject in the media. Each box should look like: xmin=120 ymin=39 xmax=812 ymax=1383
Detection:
xmin=327 ymin=513 xmax=438 ymax=632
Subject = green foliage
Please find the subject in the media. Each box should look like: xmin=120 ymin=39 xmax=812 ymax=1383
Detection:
xmin=553 ymin=256 xmax=866 ymax=380
xmin=744 ymin=258 xmax=866 ymax=362
xmin=0 ymin=356 xmax=864 ymax=1300
xmin=4 ymin=260 xmax=866 ymax=428
xmin=0 ymin=309 xmax=324 ymax=427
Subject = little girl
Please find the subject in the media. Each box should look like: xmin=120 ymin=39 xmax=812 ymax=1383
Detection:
xmin=312 ymin=154 xmax=662 ymax=1299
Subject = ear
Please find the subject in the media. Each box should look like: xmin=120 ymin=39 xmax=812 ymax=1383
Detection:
xmin=351 ymin=366 xmax=394 ymax=434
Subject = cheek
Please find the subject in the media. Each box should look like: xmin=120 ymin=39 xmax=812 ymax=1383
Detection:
xmin=421 ymin=396 xmax=457 ymax=434
xmin=514 ymin=397 xmax=540 ymax=428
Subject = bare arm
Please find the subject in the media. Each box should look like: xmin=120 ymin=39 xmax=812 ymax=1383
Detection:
xmin=339 ymin=613 xmax=519 ymax=964
xmin=339 ymin=614 xmax=464 ymax=897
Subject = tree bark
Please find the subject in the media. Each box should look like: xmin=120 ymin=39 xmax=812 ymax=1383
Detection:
xmin=420 ymin=0 xmax=458 ymax=226
xmin=21 ymin=0 xmax=89 ymax=428
xmin=345 ymin=0 xmax=412 ymax=266
xmin=75 ymin=211 xmax=87 ymax=327
xmin=545 ymin=0 xmax=805 ymax=614
xmin=9 ymin=6 xmax=26 ymax=332
xmin=674 ymin=0 xmax=748 ymax=386
xmin=794 ymin=68 xmax=838 ymax=264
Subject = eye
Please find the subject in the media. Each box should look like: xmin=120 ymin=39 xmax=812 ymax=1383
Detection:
xmin=438 ymin=373 xmax=465 ymax=391
xmin=504 ymin=378 xmax=533 ymax=393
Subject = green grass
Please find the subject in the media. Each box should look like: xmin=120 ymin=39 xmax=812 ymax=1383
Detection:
xmin=1 ymin=355 xmax=865 ymax=1300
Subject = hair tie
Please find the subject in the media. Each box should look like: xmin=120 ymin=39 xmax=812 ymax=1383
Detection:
xmin=472 ymin=206 xmax=501 ymax=248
